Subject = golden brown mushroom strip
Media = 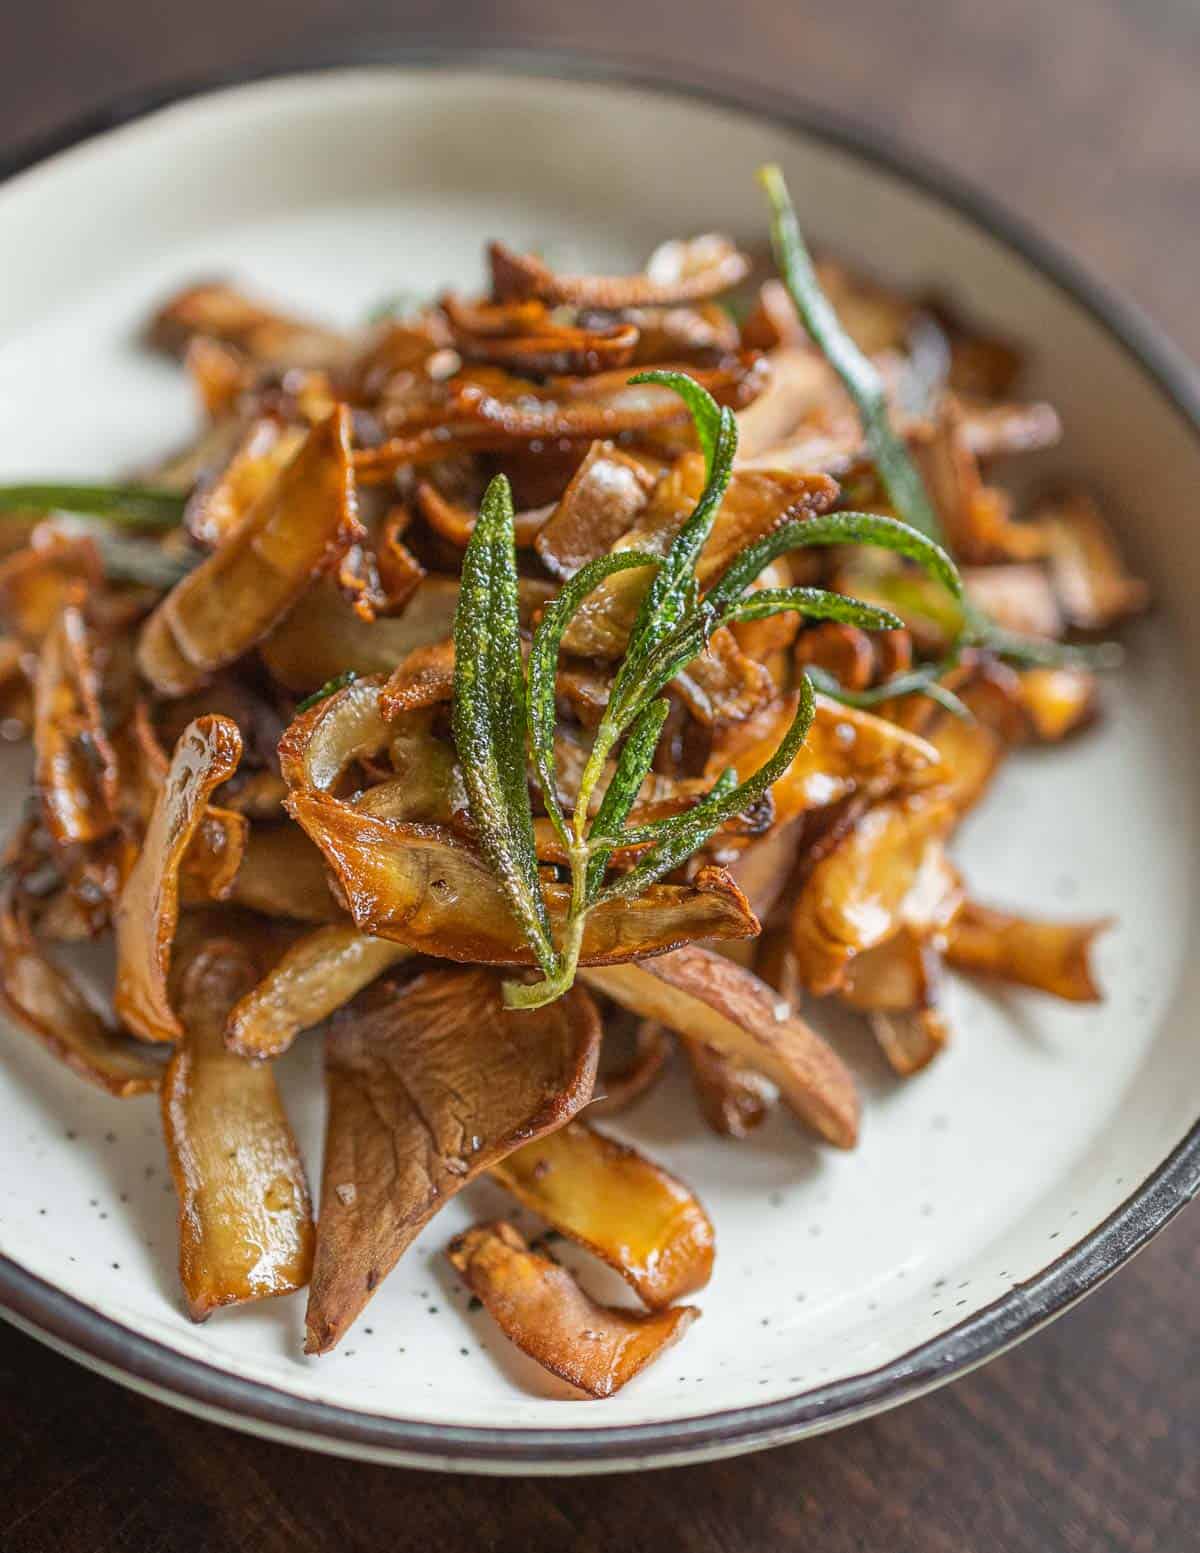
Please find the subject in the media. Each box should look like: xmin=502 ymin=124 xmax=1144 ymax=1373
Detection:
xmin=789 ymin=795 xmax=958 ymax=996
xmin=114 ymin=715 xmax=243 ymax=1043
xmin=0 ymin=532 xmax=102 ymax=648
xmin=944 ymin=901 xmax=1109 ymax=1002
xmin=443 ymin=302 xmax=641 ymax=377
xmin=489 ymin=233 xmax=750 ymax=308
xmin=447 ymin=1221 xmax=698 ymax=1399
xmin=709 ymin=693 xmax=943 ymax=829
xmin=220 ymin=822 xmax=342 ymax=924
xmin=225 ymin=925 xmax=410 ymax=1058
xmin=1018 ymin=666 xmax=1098 ymax=742
xmin=377 ymin=639 xmax=456 ymax=719
xmin=261 ymin=576 xmax=462 ymax=693
xmin=278 ymin=672 xmax=390 ymax=791
xmin=285 ymin=795 xmax=757 ymax=964
xmin=415 ymin=482 xmax=549 ymax=550
xmin=490 ymin=1120 xmax=713 ymax=1309
xmin=184 ymin=418 xmax=306 ymax=548
xmin=34 ymin=603 xmax=120 ymax=846
xmin=582 ymin=946 xmax=859 ymax=1148
xmin=306 ymin=966 xmax=600 ymax=1353
xmin=913 ymin=397 xmax=1046 ymax=563
xmin=1036 ymin=490 xmax=1150 ymax=630
xmin=671 ymin=626 xmax=776 ymax=726
xmin=679 ymin=1037 xmax=775 ymax=1138
xmin=840 ymin=929 xmax=949 ymax=1076
xmin=354 ymin=357 xmax=767 ymax=481
xmin=533 ymin=441 xmax=657 ymax=580
xmin=163 ymin=941 xmax=314 ymax=1321
xmin=0 ymin=889 xmax=161 ymax=1096
xmin=183 ymin=334 xmax=254 ymax=420
xmin=138 ymin=408 xmax=362 ymax=696
xmin=149 ymin=280 xmax=348 ymax=368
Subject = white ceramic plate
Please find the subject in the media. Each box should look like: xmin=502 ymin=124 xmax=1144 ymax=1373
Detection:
xmin=1 ymin=51 xmax=1198 ymax=1475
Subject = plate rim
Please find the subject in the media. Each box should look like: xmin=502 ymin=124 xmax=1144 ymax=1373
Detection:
xmin=1 ymin=40 xmax=1198 ymax=1473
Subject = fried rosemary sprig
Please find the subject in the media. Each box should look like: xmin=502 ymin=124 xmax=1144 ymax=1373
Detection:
xmin=452 ymin=373 xmax=964 ymax=1011
xmin=757 ymin=162 xmax=1118 ymax=675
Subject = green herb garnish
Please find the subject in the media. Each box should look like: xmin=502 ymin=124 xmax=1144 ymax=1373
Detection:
xmin=757 ymin=163 xmax=1117 ymax=675
xmin=452 ymin=373 xmax=963 ymax=1011
xmin=297 ymin=670 xmax=359 ymax=714
xmin=0 ymin=483 xmax=186 ymax=528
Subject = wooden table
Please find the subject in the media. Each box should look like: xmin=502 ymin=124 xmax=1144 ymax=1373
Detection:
xmin=1 ymin=3 xmax=1197 ymax=1548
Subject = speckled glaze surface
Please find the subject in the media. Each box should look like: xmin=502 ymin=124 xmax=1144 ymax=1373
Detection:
xmin=0 ymin=56 xmax=1198 ymax=1473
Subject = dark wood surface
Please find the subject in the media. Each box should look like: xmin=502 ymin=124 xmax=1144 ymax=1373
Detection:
xmin=1 ymin=3 xmax=1197 ymax=1549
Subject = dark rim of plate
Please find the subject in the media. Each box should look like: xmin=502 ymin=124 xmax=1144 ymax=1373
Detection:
xmin=1 ymin=39 xmax=1198 ymax=1473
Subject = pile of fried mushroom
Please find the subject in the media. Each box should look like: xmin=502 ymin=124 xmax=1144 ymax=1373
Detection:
xmin=0 ymin=196 xmax=1146 ymax=1398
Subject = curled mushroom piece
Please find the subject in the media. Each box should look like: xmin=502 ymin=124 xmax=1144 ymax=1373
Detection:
xmin=944 ymin=900 xmax=1109 ymax=1002
xmin=0 ymin=530 xmax=103 ymax=648
xmin=1018 ymin=666 xmax=1098 ymax=742
xmin=533 ymin=441 xmax=658 ymax=579
xmin=305 ymin=966 xmax=600 ymax=1353
xmin=114 ymin=715 xmax=243 ymax=1042
xmin=225 ymin=924 xmax=410 ymax=1058
xmin=184 ymin=418 xmax=306 ymax=549
xmin=490 ymin=1119 xmax=714 ymax=1308
xmin=789 ymin=795 xmax=959 ymax=995
xmin=441 ymin=293 xmax=641 ymax=376
xmin=0 ymin=888 xmax=162 ymax=1096
xmin=162 ymin=941 xmax=314 ymax=1320
xmin=583 ymin=945 xmax=859 ymax=1148
xmin=1035 ymin=490 xmax=1150 ymax=631
xmin=34 ymin=602 xmax=120 ymax=846
xmin=447 ymin=1221 xmax=698 ymax=1399
xmin=680 ymin=1036 xmax=776 ymax=1138
xmin=840 ymin=928 xmax=950 ymax=1076
xmin=149 ymin=279 xmax=349 ymax=368
xmin=489 ymin=233 xmax=751 ymax=309
xmin=138 ymin=408 xmax=362 ymax=696
xmin=285 ymin=795 xmax=758 ymax=965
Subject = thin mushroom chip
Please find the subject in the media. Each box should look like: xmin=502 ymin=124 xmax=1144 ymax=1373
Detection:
xmin=945 ymin=900 xmax=1109 ymax=1002
xmin=447 ymin=1220 xmax=698 ymax=1399
xmin=790 ymin=795 xmax=958 ymax=995
xmin=225 ymin=924 xmax=410 ymax=1058
xmin=490 ymin=233 xmax=750 ymax=308
xmin=0 ymin=889 xmax=162 ymax=1097
xmin=139 ymin=408 xmax=362 ymax=695
xmin=534 ymin=441 xmax=658 ymax=580
xmin=285 ymin=796 xmax=758 ymax=964
xmin=115 ymin=715 xmax=243 ymax=1042
xmin=680 ymin=1036 xmax=775 ymax=1137
xmin=305 ymin=966 xmax=600 ymax=1353
xmin=163 ymin=941 xmax=314 ymax=1320
xmin=582 ymin=946 xmax=859 ymax=1148
xmin=34 ymin=603 xmax=120 ymax=846
xmin=490 ymin=1119 xmax=714 ymax=1308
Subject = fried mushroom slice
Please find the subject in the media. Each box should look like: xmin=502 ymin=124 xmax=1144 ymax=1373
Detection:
xmin=1018 ymin=666 xmax=1098 ymax=742
xmin=114 ymin=715 xmax=243 ymax=1042
xmin=589 ymin=1018 xmax=670 ymax=1117
xmin=149 ymin=280 xmax=349 ymax=368
xmin=680 ymin=1036 xmax=775 ymax=1138
xmin=533 ymin=440 xmax=658 ymax=580
xmin=225 ymin=924 xmax=410 ymax=1058
xmin=944 ymin=900 xmax=1109 ymax=1002
xmin=285 ymin=797 xmax=757 ymax=964
xmin=262 ymin=577 xmax=461 ymax=693
xmin=138 ymin=408 xmax=362 ymax=696
xmin=448 ymin=1221 xmax=698 ymax=1399
xmin=34 ymin=602 xmax=120 ymax=846
xmin=489 ymin=233 xmax=750 ymax=308
xmin=163 ymin=941 xmax=315 ymax=1320
xmin=1036 ymin=490 xmax=1150 ymax=630
xmin=490 ymin=1120 xmax=713 ymax=1309
xmin=789 ymin=795 xmax=959 ymax=995
xmin=0 ymin=888 xmax=162 ymax=1096
xmin=305 ymin=966 xmax=600 ymax=1353
xmin=582 ymin=945 xmax=859 ymax=1148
